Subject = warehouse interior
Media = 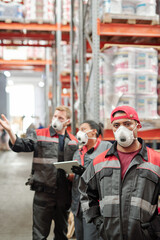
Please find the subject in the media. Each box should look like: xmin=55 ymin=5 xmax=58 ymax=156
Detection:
xmin=0 ymin=0 xmax=160 ymax=239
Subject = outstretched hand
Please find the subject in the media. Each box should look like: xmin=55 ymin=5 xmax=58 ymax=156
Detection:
xmin=71 ymin=165 xmax=85 ymax=176
xmin=0 ymin=114 xmax=11 ymax=132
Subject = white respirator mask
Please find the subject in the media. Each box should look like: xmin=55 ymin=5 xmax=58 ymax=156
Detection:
xmin=114 ymin=125 xmax=137 ymax=147
xmin=52 ymin=118 xmax=69 ymax=131
xmin=76 ymin=130 xmax=96 ymax=145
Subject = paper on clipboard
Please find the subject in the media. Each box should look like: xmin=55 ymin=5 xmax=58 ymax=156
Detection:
xmin=53 ymin=160 xmax=80 ymax=174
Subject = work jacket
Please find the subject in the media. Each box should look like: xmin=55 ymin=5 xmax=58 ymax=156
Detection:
xmin=71 ymin=139 xmax=112 ymax=216
xmin=79 ymin=138 xmax=160 ymax=240
xmin=9 ymin=126 xmax=78 ymax=207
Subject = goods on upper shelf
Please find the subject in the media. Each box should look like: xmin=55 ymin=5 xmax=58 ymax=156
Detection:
xmin=0 ymin=44 xmax=52 ymax=60
xmin=86 ymin=46 xmax=159 ymax=128
xmin=0 ymin=0 xmax=55 ymax=23
xmin=0 ymin=1 xmax=24 ymax=21
xmin=99 ymin=0 xmax=158 ymax=20
xmin=61 ymin=0 xmax=79 ymax=25
xmin=0 ymin=0 xmax=79 ymax=24
xmin=24 ymin=0 xmax=55 ymax=23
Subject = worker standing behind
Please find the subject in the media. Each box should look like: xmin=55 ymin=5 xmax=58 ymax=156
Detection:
xmin=71 ymin=120 xmax=112 ymax=240
xmin=79 ymin=106 xmax=160 ymax=240
xmin=0 ymin=105 xmax=78 ymax=240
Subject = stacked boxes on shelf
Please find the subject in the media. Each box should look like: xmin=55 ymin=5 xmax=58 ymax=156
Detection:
xmin=24 ymin=0 xmax=55 ymax=23
xmin=0 ymin=0 xmax=79 ymax=24
xmin=27 ymin=41 xmax=46 ymax=60
xmin=99 ymin=0 xmax=157 ymax=18
xmin=62 ymin=0 xmax=70 ymax=24
xmin=60 ymin=42 xmax=71 ymax=73
xmin=98 ymin=47 xmax=158 ymax=126
xmin=61 ymin=0 xmax=78 ymax=25
xmin=0 ymin=0 xmax=24 ymax=21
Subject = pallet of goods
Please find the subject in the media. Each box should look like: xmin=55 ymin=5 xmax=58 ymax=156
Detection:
xmin=100 ymin=0 xmax=159 ymax=25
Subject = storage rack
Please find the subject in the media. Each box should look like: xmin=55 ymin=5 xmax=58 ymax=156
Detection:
xmin=89 ymin=0 xmax=160 ymax=147
xmin=0 ymin=0 xmax=160 ymax=146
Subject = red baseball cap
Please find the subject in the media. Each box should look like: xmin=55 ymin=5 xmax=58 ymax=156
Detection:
xmin=111 ymin=105 xmax=141 ymax=127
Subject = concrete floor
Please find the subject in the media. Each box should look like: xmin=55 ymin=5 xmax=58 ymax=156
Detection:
xmin=0 ymin=150 xmax=59 ymax=240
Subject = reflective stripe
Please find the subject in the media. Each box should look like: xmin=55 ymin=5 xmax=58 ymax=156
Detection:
xmin=137 ymin=162 xmax=160 ymax=177
xmin=33 ymin=157 xmax=58 ymax=164
xmin=68 ymin=140 xmax=77 ymax=145
xmin=37 ymin=135 xmax=59 ymax=143
xmin=100 ymin=195 xmax=119 ymax=209
xmin=81 ymin=201 xmax=90 ymax=211
xmin=94 ymin=160 xmax=120 ymax=173
xmin=131 ymin=197 xmax=156 ymax=215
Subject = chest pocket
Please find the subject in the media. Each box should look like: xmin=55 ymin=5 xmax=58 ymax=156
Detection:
xmin=138 ymin=169 xmax=159 ymax=203
xmin=131 ymin=169 xmax=159 ymax=222
xmin=99 ymin=168 xmax=113 ymax=198
xmin=36 ymin=141 xmax=58 ymax=158
xmin=64 ymin=141 xmax=78 ymax=161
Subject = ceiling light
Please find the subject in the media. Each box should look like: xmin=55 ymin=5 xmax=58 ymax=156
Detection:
xmin=4 ymin=71 xmax=11 ymax=77
xmin=38 ymin=81 xmax=45 ymax=87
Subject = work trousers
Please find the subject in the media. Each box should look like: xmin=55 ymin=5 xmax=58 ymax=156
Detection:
xmin=74 ymin=211 xmax=101 ymax=240
xmin=33 ymin=192 xmax=69 ymax=240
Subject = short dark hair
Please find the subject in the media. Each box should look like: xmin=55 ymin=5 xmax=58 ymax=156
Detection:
xmin=112 ymin=110 xmax=125 ymax=117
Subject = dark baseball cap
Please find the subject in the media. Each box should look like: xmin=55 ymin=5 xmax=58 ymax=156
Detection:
xmin=111 ymin=105 xmax=141 ymax=127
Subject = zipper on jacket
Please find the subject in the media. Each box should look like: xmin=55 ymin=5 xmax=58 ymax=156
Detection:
xmin=119 ymin=160 xmax=124 ymax=240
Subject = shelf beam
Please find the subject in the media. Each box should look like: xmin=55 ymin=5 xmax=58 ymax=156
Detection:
xmin=98 ymin=21 xmax=160 ymax=38
xmin=0 ymin=59 xmax=52 ymax=65
xmin=0 ymin=22 xmax=72 ymax=32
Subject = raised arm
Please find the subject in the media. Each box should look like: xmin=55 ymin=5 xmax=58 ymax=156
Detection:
xmin=0 ymin=114 xmax=16 ymax=145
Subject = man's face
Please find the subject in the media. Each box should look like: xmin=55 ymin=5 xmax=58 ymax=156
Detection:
xmin=52 ymin=110 xmax=67 ymax=123
xmin=112 ymin=112 xmax=138 ymax=136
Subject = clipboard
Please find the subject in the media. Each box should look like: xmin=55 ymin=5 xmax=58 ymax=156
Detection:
xmin=53 ymin=160 xmax=80 ymax=174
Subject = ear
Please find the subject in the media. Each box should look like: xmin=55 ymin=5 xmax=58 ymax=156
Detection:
xmin=137 ymin=124 xmax=141 ymax=130
xmin=66 ymin=119 xmax=70 ymax=126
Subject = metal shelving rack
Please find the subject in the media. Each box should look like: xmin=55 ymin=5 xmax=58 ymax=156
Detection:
xmin=1 ymin=0 xmax=160 ymax=142
xmin=80 ymin=0 xmax=160 ymax=144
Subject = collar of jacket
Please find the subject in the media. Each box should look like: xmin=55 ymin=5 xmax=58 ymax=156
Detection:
xmin=49 ymin=126 xmax=69 ymax=138
xmin=80 ymin=138 xmax=101 ymax=155
xmin=105 ymin=138 xmax=148 ymax=161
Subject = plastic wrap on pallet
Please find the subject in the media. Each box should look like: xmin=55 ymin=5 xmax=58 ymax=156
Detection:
xmin=61 ymin=0 xmax=79 ymax=25
xmin=0 ymin=2 xmax=24 ymax=20
xmin=122 ymin=0 xmax=136 ymax=14
xmin=137 ymin=94 xmax=158 ymax=118
xmin=27 ymin=42 xmax=45 ymax=60
xmin=122 ymin=0 xmax=157 ymax=16
xmin=135 ymin=48 xmax=158 ymax=72
xmin=3 ymin=46 xmax=27 ymax=60
xmin=62 ymin=0 xmax=70 ymax=24
xmin=24 ymin=0 xmax=55 ymax=23
xmin=136 ymin=70 xmax=157 ymax=94
xmin=101 ymin=0 xmax=157 ymax=20
xmin=99 ymin=0 xmax=122 ymax=16
xmin=88 ymin=46 xmax=159 ymax=128
xmin=60 ymin=42 xmax=71 ymax=73
xmin=136 ymin=0 xmax=156 ymax=16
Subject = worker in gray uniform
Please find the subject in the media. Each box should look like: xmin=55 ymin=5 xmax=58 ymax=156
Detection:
xmin=71 ymin=120 xmax=112 ymax=240
xmin=0 ymin=105 xmax=78 ymax=240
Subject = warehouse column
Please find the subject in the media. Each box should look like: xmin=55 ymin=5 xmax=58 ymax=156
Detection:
xmin=0 ymin=73 xmax=9 ymax=118
xmin=92 ymin=0 xmax=100 ymax=122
